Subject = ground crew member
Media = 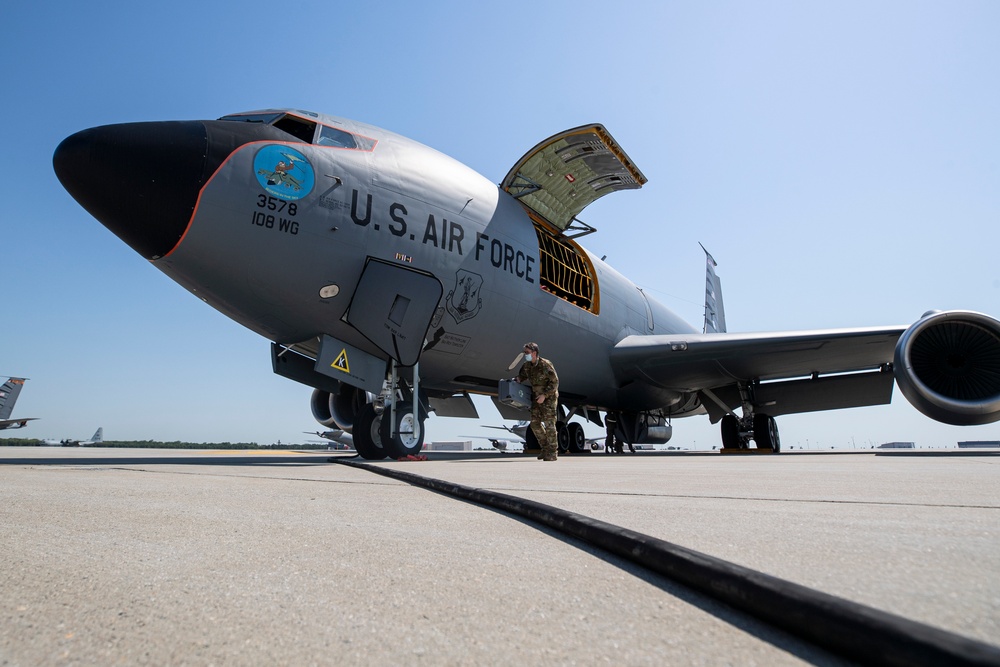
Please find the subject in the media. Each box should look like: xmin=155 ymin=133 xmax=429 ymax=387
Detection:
xmin=516 ymin=342 xmax=560 ymax=461
xmin=603 ymin=412 xmax=633 ymax=454
xmin=604 ymin=412 xmax=622 ymax=455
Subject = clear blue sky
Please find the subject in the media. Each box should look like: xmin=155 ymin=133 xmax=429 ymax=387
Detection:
xmin=3 ymin=1 xmax=997 ymax=448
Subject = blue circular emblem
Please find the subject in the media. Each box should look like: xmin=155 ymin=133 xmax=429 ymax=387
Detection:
xmin=253 ymin=145 xmax=315 ymax=200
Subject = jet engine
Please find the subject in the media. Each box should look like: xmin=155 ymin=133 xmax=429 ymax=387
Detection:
xmin=310 ymin=384 xmax=373 ymax=433
xmin=893 ymin=310 xmax=1000 ymax=426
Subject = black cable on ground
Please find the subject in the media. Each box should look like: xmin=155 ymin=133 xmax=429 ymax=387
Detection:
xmin=336 ymin=458 xmax=1000 ymax=667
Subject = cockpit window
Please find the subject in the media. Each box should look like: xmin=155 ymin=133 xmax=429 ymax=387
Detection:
xmin=318 ymin=126 xmax=376 ymax=151
xmin=272 ymin=115 xmax=317 ymax=143
xmin=219 ymin=112 xmax=284 ymax=124
xmin=219 ymin=112 xmax=376 ymax=151
xmin=318 ymin=126 xmax=358 ymax=149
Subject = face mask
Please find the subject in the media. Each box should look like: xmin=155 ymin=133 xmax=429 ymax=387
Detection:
xmin=524 ymin=353 xmax=533 ymax=362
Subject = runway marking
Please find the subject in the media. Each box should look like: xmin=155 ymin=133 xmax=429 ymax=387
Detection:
xmin=471 ymin=487 xmax=1000 ymax=511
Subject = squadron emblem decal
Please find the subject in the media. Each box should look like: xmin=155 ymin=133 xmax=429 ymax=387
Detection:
xmin=446 ymin=270 xmax=484 ymax=324
xmin=254 ymin=145 xmax=315 ymax=201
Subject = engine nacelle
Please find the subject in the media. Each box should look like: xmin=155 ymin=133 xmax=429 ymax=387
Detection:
xmin=310 ymin=384 xmax=373 ymax=433
xmin=893 ymin=310 xmax=1000 ymax=426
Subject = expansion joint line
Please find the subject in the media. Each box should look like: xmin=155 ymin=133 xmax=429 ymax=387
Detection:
xmin=336 ymin=458 xmax=1000 ymax=667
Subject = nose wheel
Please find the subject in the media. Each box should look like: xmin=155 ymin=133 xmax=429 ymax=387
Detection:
xmin=351 ymin=360 xmax=427 ymax=460
xmin=379 ymin=400 xmax=425 ymax=458
xmin=354 ymin=403 xmax=389 ymax=460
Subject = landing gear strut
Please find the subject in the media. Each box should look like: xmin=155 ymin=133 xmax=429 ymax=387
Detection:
xmin=717 ymin=383 xmax=780 ymax=453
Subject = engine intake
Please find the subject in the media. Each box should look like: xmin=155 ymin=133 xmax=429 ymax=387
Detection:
xmin=894 ymin=310 xmax=1000 ymax=426
xmin=310 ymin=384 xmax=372 ymax=432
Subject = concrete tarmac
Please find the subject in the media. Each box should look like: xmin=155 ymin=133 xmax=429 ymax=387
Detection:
xmin=1 ymin=446 xmax=997 ymax=665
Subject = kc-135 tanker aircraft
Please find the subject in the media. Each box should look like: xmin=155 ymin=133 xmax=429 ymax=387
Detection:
xmin=53 ymin=109 xmax=1000 ymax=459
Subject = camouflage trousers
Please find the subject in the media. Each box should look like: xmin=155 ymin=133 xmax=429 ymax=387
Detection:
xmin=530 ymin=398 xmax=559 ymax=458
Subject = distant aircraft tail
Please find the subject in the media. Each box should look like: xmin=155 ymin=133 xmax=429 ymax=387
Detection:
xmin=0 ymin=377 xmax=26 ymax=420
xmin=92 ymin=427 xmax=103 ymax=443
xmin=700 ymin=244 xmax=727 ymax=334
xmin=0 ymin=377 xmax=38 ymax=429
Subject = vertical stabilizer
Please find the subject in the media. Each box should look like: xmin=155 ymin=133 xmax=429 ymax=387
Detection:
xmin=92 ymin=427 xmax=103 ymax=443
xmin=0 ymin=377 xmax=26 ymax=420
xmin=700 ymin=244 xmax=727 ymax=334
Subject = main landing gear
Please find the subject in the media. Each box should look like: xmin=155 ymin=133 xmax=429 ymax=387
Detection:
xmin=718 ymin=384 xmax=781 ymax=453
xmin=522 ymin=415 xmax=589 ymax=456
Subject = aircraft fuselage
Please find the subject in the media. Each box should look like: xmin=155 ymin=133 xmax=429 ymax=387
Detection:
xmin=52 ymin=109 xmax=1000 ymax=457
xmin=56 ymin=110 xmax=693 ymax=412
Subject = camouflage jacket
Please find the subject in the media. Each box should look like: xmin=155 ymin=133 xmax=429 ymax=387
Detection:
xmin=517 ymin=357 xmax=559 ymax=399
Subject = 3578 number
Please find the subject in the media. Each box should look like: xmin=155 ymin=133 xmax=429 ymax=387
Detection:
xmin=257 ymin=195 xmax=297 ymax=216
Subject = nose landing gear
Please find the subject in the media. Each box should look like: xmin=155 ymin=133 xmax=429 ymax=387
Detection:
xmin=352 ymin=360 xmax=427 ymax=460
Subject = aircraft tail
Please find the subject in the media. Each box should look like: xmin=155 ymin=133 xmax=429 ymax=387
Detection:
xmin=0 ymin=377 xmax=26 ymax=420
xmin=92 ymin=427 xmax=103 ymax=443
xmin=700 ymin=244 xmax=727 ymax=334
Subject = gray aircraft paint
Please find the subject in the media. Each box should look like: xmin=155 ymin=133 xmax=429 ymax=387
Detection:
xmin=53 ymin=110 xmax=1000 ymax=449
xmin=153 ymin=116 xmax=682 ymax=408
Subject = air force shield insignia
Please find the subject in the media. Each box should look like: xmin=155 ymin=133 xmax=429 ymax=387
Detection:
xmin=446 ymin=270 xmax=484 ymax=324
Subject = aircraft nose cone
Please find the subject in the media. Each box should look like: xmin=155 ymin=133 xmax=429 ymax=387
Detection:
xmin=54 ymin=121 xmax=210 ymax=259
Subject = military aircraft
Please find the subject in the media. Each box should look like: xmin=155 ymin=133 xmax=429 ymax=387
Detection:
xmin=464 ymin=422 xmax=530 ymax=452
xmin=460 ymin=435 xmax=520 ymax=453
xmin=473 ymin=421 xmax=607 ymax=454
xmin=55 ymin=427 xmax=103 ymax=447
xmin=484 ymin=420 xmax=531 ymax=440
xmin=0 ymin=377 xmax=38 ymax=430
xmin=304 ymin=429 xmax=354 ymax=449
xmin=53 ymin=109 xmax=1000 ymax=460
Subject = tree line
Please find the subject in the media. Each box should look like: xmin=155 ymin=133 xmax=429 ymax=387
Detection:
xmin=0 ymin=438 xmax=331 ymax=450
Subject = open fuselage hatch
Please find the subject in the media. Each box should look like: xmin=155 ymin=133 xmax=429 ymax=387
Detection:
xmin=531 ymin=216 xmax=598 ymax=312
xmin=501 ymin=123 xmax=645 ymax=316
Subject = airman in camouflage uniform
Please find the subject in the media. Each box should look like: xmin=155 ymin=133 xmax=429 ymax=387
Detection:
xmin=516 ymin=342 xmax=560 ymax=461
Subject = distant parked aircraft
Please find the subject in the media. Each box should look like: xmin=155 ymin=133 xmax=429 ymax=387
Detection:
xmin=477 ymin=420 xmax=604 ymax=452
xmin=55 ymin=428 xmax=104 ymax=447
xmin=0 ymin=377 xmax=38 ymax=430
xmin=304 ymin=429 xmax=354 ymax=449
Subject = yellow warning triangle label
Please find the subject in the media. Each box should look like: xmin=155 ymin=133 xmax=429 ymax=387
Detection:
xmin=331 ymin=349 xmax=350 ymax=373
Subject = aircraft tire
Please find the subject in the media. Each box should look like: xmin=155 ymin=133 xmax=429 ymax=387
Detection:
xmin=753 ymin=413 xmax=780 ymax=452
xmin=354 ymin=403 xmax=388 ymax=460
xmin=566 ymin=422 xmax=586 ymax=453
xmin=720 ymin=414 xmax=740 ymax=450
xmin=379 ymin=401 xmax=425 ymax=459
xmin=556 ymin=421 xmax=569 ymax=454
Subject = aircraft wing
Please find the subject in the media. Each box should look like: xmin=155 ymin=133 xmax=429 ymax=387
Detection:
xmin=0 ymin=417 xmax=38 ymax=430
xmin=610 ymin=326 xmax=907 ymax=422
xmin=501 ymin=124 xmax=646 ymax=235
